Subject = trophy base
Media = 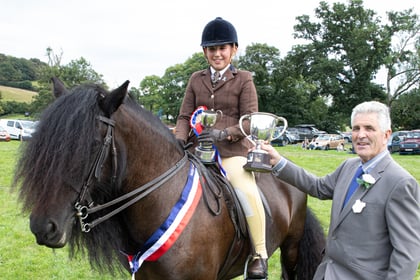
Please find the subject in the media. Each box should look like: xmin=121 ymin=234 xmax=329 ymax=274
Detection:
xmin=243 ymin=152 xmax=272 ymax=173
xmin=195 ymin=146 xmax=216 ymax=164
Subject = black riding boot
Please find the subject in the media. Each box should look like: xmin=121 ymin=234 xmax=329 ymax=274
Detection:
xmin=247 ymin=255 xmax=268 ymax=279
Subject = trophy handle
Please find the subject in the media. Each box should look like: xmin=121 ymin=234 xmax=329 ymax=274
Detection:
xmin=239 ymin=114 xmax=256 ymax=145
xmin=239 ymin=114 xmax=250 ymax=137
xmin=271 ymin=116 xmax=288 ymax=141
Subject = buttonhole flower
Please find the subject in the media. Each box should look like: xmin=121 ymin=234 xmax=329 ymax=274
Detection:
xmin=357 ymin=173 xmax=376 ymax=189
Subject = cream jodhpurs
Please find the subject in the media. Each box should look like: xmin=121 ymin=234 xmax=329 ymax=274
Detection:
xmin=221 ymin=156 xmax=267 ymax=259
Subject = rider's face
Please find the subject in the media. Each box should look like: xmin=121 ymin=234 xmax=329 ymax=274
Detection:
xmin=203 ymin=44 xmax=237 ymax=71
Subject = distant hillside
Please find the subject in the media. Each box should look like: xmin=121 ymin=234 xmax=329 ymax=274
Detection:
xmin=0 ymin=53 xmax=46 ymax=83
xmin=0 ymin=85 xmax=37 ymax=103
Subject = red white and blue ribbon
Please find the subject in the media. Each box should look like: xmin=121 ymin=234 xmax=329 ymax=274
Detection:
xmin=213 ymin=149 xmax=226 ymax=177
xmin=125 ymin=163 xmax=202 ymax=278
xmin=190 ymin=106 xmax=207 ymax=136
xmin=189 ymin=106 xmax=227 ymax=177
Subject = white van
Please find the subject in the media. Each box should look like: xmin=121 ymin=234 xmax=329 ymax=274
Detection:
xmin=0 ymin=119 xmax=36 ymax=140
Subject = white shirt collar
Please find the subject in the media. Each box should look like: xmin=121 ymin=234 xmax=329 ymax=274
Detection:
xmin=211 ymin=65 xmax=230 ymax=77
xmin=361 ymin=149 xmax=388 ymax=173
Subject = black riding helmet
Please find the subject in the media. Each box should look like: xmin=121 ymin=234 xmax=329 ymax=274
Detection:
xmin=201 ymin=17 xmax=238 ymax=47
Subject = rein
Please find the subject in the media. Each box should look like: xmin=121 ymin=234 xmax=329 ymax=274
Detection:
xmin=75 ymin=115 xmax=188 ymax=232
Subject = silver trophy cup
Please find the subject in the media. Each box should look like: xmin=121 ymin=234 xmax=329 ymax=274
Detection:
xmin=239 ymin=112 xmax=288 ymax=172
xmin=195 ymin=110 xmax=223 ymax=163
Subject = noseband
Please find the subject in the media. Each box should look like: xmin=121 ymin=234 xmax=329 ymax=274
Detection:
xmin=74 ymin=115 xmax=188 ymax=232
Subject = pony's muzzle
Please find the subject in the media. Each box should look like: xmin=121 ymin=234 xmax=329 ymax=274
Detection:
xmin=29 ymin=215 xmax=67 ymax=248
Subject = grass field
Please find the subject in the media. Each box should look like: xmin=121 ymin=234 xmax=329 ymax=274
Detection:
xmin=1 ymin=141 xmax=419 ymax=279
xmin=0 ymin=85 xmax=37 ymax=103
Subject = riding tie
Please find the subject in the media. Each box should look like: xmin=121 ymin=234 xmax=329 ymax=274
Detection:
xmin=212 ymin=71 xmax=220 ymax=87
xmin=343 ymin=165 xmax=364 ymax=207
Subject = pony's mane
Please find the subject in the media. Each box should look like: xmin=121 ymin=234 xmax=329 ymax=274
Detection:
xmin=15 ymin=83 xmax=177 ymax=208
xmin=15 ymin=84 xmax=103 ymax=210
xmin=13 ymin=83 xmax=178 ymax=274
xmin=123 ymin=94 xmax=177 ymax=143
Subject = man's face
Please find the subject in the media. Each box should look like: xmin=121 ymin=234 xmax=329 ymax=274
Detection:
xmin=352 ymin=112 xmax=391 ymax=163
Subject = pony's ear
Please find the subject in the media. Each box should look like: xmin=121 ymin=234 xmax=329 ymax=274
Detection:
xmin=99 ymin=80 xmax=130 ymax=116
xmin=51 ymin=77 xmax=69 ymax=98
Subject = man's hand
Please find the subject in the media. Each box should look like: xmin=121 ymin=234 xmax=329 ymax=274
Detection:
xmin=259 ymin=142 xmax=282 ymax=166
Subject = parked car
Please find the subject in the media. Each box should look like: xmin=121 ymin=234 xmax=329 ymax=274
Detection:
xmin=340 ymin=131 xmax=352 ymax=143
xmin=0 ymin=125 xmax=11 ymax=141
xmin=399 ymin=130 xmax=420 ymax=155
xmin=393 ymin=130 xmax=410 ymax=141
xmin=287 ymin=127 xmax=300 ymax=140
xmin=387 ymin=132 xmax=404 ymax=153
xmin=271 ymin=128 xmax=298 ymax=146
xmin=292 ymin=124 xmax=326 ymax=141
xmin=308 ymin=134 xmax=345 ymax=150
xmin=0 ymin=119 xmax=36 ymax=140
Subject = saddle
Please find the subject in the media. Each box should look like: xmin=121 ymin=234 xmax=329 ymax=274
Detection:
xmin=186 ymin=151 xmax=248 ymax=238
xmin=186 ymin=151 xmax=270 ymax=279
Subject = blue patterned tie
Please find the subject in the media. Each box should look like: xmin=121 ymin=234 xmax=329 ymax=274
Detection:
xmin=343 ymin=165 xmax=364 ymax=207
xmin=212 ymin=71 xmax=220 ymax=87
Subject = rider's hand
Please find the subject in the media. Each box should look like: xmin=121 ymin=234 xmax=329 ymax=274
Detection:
xmin=199 ymin=129 xmax=228 ymax=142
xmin=210 ymin=129 xmax=228 ymax=141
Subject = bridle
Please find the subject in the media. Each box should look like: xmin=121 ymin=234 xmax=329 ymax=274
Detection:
xmin=74 ymin=115 xmax=188 ymax=232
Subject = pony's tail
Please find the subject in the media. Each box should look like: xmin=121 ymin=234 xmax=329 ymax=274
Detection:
xmin=296 ymin=208 xmax=326 ymax=279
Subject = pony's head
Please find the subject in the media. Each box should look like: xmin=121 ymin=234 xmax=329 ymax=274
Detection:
xmin=14 ymin=77 xmax=184 ymax=273
xmin=15 ymin=78 xmax=128 ymax=247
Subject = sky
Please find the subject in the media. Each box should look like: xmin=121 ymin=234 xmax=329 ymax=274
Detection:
xmin=1 ymin=0 xmax=419 ymax=89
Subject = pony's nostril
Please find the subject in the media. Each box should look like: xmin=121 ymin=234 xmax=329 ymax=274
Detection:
xmin=45 ymin=220 xmax=57 ymax=238
xmin=30 ymin=217 xmax=63 ymax=247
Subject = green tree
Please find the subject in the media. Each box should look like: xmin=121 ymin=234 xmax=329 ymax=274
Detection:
xmin=138 ymin=53 xmax=207 ymax=122
xmin=0 ymin=100 xmax=30 ymax=115
xmin=0 ymin=61 xmax=21 ymax=81
xmin=61 ymin=57 xmax=105 ymax=88
xmin=133 ymin=0 xmax=419 ymax=130
xmin=384 ymin=9 xmax=420 ymax=109
xmin=277 ymin=61 xmax=329 ymax=127
xmin=31 ymin=48 xmax=106 ymax=115
xmin=286 ymin=0 xmax=420 ymax=130
xmin=391 ymin=89 xmax=420 ymax=129
xmin=238 ymin=43 xmax=281 ymax=113
xmin=292 ymin=0 xmax=389 ymax=122
xmin=0 ymin=90 xmax=3 ymax=115
xmin=10 ymin=57 xmax=37 ymax=80
xmin=0 ymin=53 xmax=46 ymax=83
xmin=138 ymin=75 xmax=165 ymax=112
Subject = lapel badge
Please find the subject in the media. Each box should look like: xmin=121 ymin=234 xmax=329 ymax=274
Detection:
xmin=352 ymin=199 xmax=366 ymax=213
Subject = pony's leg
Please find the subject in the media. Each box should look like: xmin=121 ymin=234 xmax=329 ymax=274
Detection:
xmin=279 ymin=238 xmax=299 ymax=280
xmin=279 ymin=208 xmax=326 ymax=280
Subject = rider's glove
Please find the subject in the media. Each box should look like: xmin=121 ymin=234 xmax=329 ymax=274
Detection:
xmin=203 ymin=129 xmax=228 ymax=142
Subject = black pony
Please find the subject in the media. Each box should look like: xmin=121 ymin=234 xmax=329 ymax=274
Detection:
xmin=14 ymin=78 xmax=325 ymax=279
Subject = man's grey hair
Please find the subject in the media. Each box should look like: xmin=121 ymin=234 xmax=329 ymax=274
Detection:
xmin=351 ymin=101 xmax=391 ymax=132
